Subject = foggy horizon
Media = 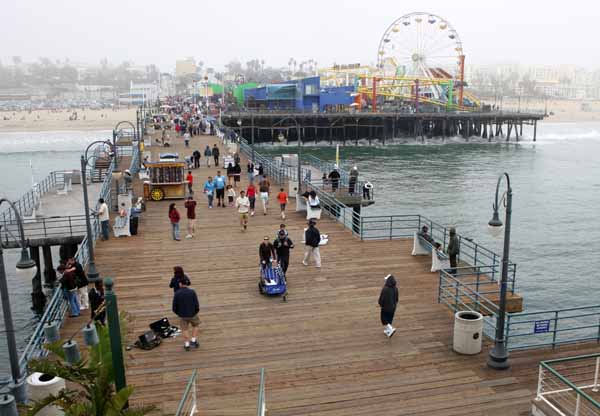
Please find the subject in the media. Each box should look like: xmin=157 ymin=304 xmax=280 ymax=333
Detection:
xmin=2 ymin=0 xmax=600 ymax=72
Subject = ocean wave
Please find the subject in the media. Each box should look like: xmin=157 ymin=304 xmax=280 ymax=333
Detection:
xmin=0 ymin=130 xmax=111 ymax=153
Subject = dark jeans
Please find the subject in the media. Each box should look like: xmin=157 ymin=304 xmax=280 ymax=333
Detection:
xmin=380 ymin=309 xmax=395 ymax=325
xmin=194 ymin=157 xmax=200 ymax=168
xmin=278 ymin=255 xmax=289 ymax=274
xmin=213 ymin=155 xmax=219 ymax=166
xmin=449 ymin=254 xmax=458 ymax=274
xmin=101 ymin=220 xmax=109 ymax=240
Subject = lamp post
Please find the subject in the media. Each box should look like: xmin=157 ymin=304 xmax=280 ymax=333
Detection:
xmin=487 ymin=172 xmax=512 ymax=370
xmin=81 ymin=140 xmax=114 ymax=282
xmin=104 ymin=277 xmax=127 ymax=395
xmin=0 ymin=199 xmax=38 ymax=403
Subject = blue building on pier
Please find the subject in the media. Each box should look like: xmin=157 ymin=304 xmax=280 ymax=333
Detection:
xmin=243 ymin=76 xmax=354 ymax=112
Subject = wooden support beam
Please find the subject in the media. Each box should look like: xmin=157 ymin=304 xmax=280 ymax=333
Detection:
xmin=42 ymin=244 xmax=56 ymax=286
xmin=533 ymin=120 xmax=537 ymax=142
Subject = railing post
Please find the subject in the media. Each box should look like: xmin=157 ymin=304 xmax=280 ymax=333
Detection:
xmin=192 ymin=370 xmax=198 ymax=412
xmin=552 ymin=311 xmax=559 ymax=349
xmin=536 ymin=365 xmax=543 ymax=399
xmin=574 ymin=393 xmax=581 ymax=416
xmin=454 ymin=281 xmax=459 ymax=311
xmin=492 ymin=253 xmax=497 ymax=281
xmin=389 ymin=217 xmax=393 ymax=240
xmin=360 ymin=216 xmax=364 ymax=241
xmin=505 ymin=314 xmax=511 ymax=350
xmin=474 ymin=244 xmax=478 ymax=267
xmin=593 ymin=357 xmax=600 ymax=392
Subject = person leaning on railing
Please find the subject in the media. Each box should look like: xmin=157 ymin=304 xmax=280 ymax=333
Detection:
xmin=447 ymin=227 xmax=460 ymax=274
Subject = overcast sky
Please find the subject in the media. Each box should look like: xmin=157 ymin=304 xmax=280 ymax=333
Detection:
xmin=2 ymin=0 xmax=599 ymax=71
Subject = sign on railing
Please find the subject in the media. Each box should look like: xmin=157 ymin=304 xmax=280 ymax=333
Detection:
xmin=536 ymin=353 xmax=600 ymax=415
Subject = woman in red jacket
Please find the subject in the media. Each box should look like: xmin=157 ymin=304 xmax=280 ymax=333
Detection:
xmin=168 ymin=203 xmax=181 ymax=241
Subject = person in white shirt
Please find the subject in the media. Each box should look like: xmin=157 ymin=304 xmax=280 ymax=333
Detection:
xmin=236 ymin=190 xmax=250 ymax=231
xmin=97 ymin=198 xmax=110 ymax=240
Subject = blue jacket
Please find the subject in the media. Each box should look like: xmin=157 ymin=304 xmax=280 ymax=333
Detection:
xmin=214 ymin=175 xmax=226 ymax=190
xmin=204 ymin=181 xmax=215 ymax=195
xmin=172 ymin=287 xmax=199 ymax=318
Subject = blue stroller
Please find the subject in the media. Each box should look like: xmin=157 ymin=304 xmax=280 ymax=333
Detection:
xmin=258 ymin=263 xmax=287 ymax=301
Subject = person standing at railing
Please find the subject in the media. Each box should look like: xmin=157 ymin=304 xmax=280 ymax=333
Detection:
xmin=348 ymin=166 xmax=359 ymax=195
xmin=97 ymin=198 xmax=110 ymax=241
xmin=69 ymin=257 xmax=89 ymax=311
xmin=447 ymin=227 xmax=460 ymax=274
xmin=59 ymin=263 xmax=80 ymax=318
xmin=378 ymin=274 xmax=398 ymax=338
xmin=328 ymin=166 xmax=340 ymax=192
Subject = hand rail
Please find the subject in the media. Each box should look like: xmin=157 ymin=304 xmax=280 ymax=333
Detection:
xmin=18 ymin=161 xmax=115 ymax=369
xmin=175 ymin=369 xmax=198 ymax=416
xmin=536 ymin=353 xmax=600 ymax=415
xmin=257 ymin=368 xmax=266 ymax=416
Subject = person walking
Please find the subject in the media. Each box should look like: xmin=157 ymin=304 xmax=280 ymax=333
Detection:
xmin=302 ymin=220 xmax=321 ymax=268
xmin=236 ymin=190 xmax=250 ymax=231
xmin=204 ymin=145 xmax=212 ymax=167
xmin=212 ymin=144 xmax=220 ymax=167
xmin=258 ymin=174 xmax=271 ymax=215
xmin=186 ymin=170 xmax=194 ymax=195
xmin=184 ymin=196 xmax=197 ymax=238
xmin=192 ymin=149 xmax=201 ymax=168
xmin=247 ymin=181 xmax=257 ymax=217
xmin=277 ymin=187 xmax=288 ymax=220
xmin=169 ymin=266 xmax=191 ymax=293
xmin=233 ymin=162 xmax=242 ymax=188
xmin=203 ymin=176 xmax=215 ymax=208
xmin=378 ymin=274 xmax=399 ymax=338
xmin=273 ymin=229 xmax=294 ymax=274
xmin=183 ymin=131 xmax=191 ymax=147
xmin=259 ymin=236 xmax=277 ymax=267
xmin=172 ymin=278 xmax=200 ymax=351
xmin=168 ymin=203 xmax=181 ymax=241
xmin=226 ymin=162 xmax=235 ymax=186
xmin=328 ymin=167 xmax=340 ymax=192
xmin=447 ymin=227 xmax=460 ymax=274
xmin=97 ymin=198 xmax=110 ymax=240
xmin=247 ymin=161 xmax=255 ymax=183
xmin=88 ymin=280 xmax=105 ymax=325
xmin=214 ymin=170 xmax=227 ymax=207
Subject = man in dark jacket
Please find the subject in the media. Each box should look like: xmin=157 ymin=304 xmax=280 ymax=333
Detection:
xmin=378 ymin=274 xmax=399 ymax=337
xmin=192 ymin=149 xmax=201 ymax=168
xmin=68 ymin=257 xmax=89 ymax=310
xmin=212 ymin=144 xmax=220 ymax=167
xmin=302 ymin=220 xmax=321 ymax=268
xmin=172 ymin=278 xmax=200 ymax=351
xmin=447 ymin=227 xmax=459 ymax=274
xmin=273 ymin=230 xmax=294 ymax=274
xmin=328 ymin=168 xmax=341 ymax=192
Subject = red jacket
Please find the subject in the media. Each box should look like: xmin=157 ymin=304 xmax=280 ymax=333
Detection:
xmin=169 ymin=209 xmax=180 ymax=223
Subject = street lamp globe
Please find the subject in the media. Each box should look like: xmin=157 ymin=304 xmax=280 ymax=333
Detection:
xmin=15 ymin=250 xmax=37 ymax=280
xmin=488 ymin=210 xmax=504 ymax=238
xmin=237 ymin=119 xmax=242 ymax=127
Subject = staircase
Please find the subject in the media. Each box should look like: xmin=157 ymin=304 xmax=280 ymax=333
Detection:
xmin=91 ymin=158 xmax=111 ymax=183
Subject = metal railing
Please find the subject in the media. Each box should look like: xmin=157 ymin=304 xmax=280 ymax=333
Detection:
xmin=438 ymin=268 xmax=501 ymax=340
xmin=257 ymin=368 xmax=266 ymax=416
xmin=175 ymin=369 xmax=198 ymax=416
xmin=18 ymin=162 xmax=114 ymax=369
xmin=536 ymin=353 xmax=600 ymax=415
xmin=0 ymin=170 xmax=70 ymax=224
xmin=0 ymin=215 xmax=88 ymax=245
xmin=505 ymin=305 xmax=600 ymax=351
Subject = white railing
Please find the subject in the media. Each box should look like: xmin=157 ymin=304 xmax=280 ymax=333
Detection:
xmin=257 ymin=368 xmax=266 ymax=416
xmin=536 ymin=353 xmax=600 ymax=415
xmin=175 ymin=369 xmax=198 ymax=416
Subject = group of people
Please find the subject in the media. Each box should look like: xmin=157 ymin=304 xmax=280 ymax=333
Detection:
xmin=58 ymin=257 xmax=105 ymax=324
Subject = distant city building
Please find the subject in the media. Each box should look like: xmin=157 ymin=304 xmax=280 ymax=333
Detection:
xmin=175 ymin=58 xmax=197 ymax=77
xmin=118 ymin=81 xmax=158 ymax=105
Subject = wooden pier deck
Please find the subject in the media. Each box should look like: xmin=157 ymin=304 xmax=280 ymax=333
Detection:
xmin=61 ymin=131 xmax=597 ymax=415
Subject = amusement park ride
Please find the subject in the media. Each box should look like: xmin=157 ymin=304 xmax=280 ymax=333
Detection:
xmin=320 ymin=12 xmax=481 ymax=112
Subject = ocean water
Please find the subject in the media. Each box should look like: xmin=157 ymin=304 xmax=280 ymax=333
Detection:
xmin=1 ymin=124 xmax=599 ymax=369
xmin=0 ymin=130 xmax=112 ymax=373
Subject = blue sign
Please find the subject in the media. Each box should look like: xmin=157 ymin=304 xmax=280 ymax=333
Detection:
xmin=534 ymin=320 xmax=551 ymax=334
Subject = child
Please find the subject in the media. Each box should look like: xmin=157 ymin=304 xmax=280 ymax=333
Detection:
xmin=226 ymin=184 xmax=236 ymax=207
xmin=277 ymin=187 xmax=288 ymax=220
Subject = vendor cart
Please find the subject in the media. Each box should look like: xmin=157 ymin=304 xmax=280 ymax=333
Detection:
xmin=144 ymin=160 xmax=186 ymax=201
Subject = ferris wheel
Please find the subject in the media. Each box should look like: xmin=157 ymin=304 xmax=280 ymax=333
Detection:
xmin=376 ymin=12 xmax=465 ymax=101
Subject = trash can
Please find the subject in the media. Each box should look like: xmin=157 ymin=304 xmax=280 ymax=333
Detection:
xmin=27 ymin=372 xmax=66 ymax=415
xmin=130 ymin=214 xmax=139 ymax=235
xmin=453 ymin=311 xmax=483 ymax=355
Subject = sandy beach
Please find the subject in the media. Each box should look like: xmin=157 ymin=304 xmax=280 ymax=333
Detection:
xmin=0 ymin=108 xmax=138 ymax=132
xmin=482 ymin=97 xmax=600 ymax=123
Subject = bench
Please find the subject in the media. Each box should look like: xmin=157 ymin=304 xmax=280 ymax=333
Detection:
xmin=412 ymin=232 xmax=450 ymax=272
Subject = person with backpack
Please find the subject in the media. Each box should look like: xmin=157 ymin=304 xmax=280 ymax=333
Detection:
xmin=378 ymin=274 xmax=399 ymax=338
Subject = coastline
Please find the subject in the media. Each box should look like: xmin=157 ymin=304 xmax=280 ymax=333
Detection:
xmin=0 ymin=108 xmax=137 ymax=132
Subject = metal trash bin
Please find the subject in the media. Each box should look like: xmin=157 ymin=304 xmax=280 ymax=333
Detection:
xmin=453 ymin=311 xmax=483 ymax=355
